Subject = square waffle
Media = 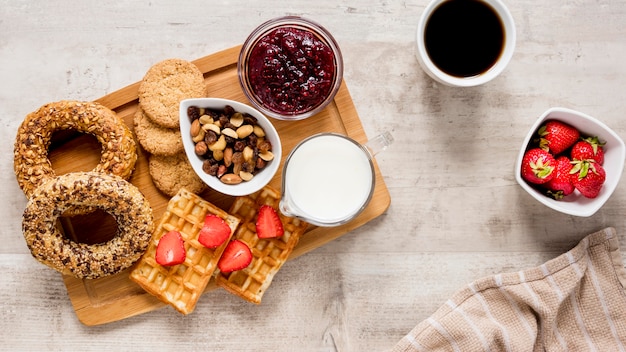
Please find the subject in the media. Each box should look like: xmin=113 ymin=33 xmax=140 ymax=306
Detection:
xmin=215 ymin=186 xmax=309 ymax=304
xmin=129 ymin=188 xmax=239 ymax=314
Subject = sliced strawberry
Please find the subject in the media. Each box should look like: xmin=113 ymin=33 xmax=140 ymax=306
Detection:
xmin=198 ymin=214 xmax=232 ymax=249
xmin=218 ymin=240 xmax=252 ymax=273
xmin=570 ymin=160 xmax=606 ymax=198
xmin=256 ymin=205 xmax=284 ymax=239
xmin=521 ymin=148 xmax=556 ymax=184
xmin=571 ymin=136 xmax=605 ymax=164
xmin=155 ymin=230 xmax=186 ymax=266
xmin=544 ymin=156 xmax=574 ymax=199
xmin=537 ymin=120 xmax=580 ymax=155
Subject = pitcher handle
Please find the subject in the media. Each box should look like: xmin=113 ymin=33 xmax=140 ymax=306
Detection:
xmin=365 ymin=131 xmax=394 ymax=156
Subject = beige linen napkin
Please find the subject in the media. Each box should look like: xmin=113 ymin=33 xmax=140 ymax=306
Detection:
xmin=392 ymin=227 xmax=626 ymax=352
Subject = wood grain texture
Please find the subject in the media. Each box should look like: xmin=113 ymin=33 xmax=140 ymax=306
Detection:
xmin=2 ymin=0 xmax=626 ymax=351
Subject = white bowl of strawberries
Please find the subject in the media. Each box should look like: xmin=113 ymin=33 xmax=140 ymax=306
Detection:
xmin=516 ymin=107 xmax=625 ymax=217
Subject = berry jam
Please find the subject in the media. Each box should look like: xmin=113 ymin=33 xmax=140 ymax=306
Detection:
xmin=247 ymin=26 xmax=336 ymax=116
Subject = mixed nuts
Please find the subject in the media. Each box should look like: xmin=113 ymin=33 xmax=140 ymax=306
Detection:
xmin=187 ymin=105 xmax=274 ymax=184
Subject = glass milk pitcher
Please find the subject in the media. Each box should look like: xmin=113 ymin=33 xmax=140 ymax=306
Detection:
xmin=279 ymin=131 xmax=393 ymax=227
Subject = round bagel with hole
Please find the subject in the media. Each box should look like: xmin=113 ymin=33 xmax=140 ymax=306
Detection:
xmin=22 ymin=171 xmax=154 ymax=279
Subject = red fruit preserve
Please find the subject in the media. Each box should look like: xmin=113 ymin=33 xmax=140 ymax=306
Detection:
xmin=247 ymin=26 xmax=337 ymax=116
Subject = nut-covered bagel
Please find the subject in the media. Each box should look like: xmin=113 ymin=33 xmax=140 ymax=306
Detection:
xmin=22 ymin=172 xmax=154 ymax=279
xmin=13 ymin=100 xmax=137 ymax=200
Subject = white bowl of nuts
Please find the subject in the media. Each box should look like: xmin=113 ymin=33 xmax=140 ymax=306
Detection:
xmin=179 ymin=98 xmax=281 ymax=196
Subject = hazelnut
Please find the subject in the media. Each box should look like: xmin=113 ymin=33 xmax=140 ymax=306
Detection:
xmin=195 ymin=141 xmax=208 ymax=156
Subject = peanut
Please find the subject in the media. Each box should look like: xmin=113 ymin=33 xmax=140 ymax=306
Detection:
xmin=202 ymin=123 xmax=221 ymax=135
xmin=240 ymin=171 xmax=254 ymax=181
xmin=208 ymin=135 xmax=226 ymax=151
xmin=213 ymin=149 xmax=224 ymax=161
xmin=236 ymin=124 xmax=254 ymax=139
xmin=230 ymin=112 xmax=244 ymax=127
xmin=259 ymin=150 xmax=274 ymax=161
xmin=192 ymin=128 xmax=206 ymax=143
xmin=222 ymin=127 xmax=238 ymax=139
xmin=253 ymin=125 xmax=265 ymax=138
xmin=199 ymin=114 xmax=214 ymax=125
xmin=242 ymin=146 xmax=254 ymax=162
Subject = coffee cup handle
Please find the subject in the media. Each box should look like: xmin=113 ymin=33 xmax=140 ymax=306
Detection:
xmin=365 ymin=131 xmax=394 ymax=156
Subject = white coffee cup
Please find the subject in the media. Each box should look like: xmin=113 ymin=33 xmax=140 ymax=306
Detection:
xmin=416 ymin=0 xmax=516 ymax=87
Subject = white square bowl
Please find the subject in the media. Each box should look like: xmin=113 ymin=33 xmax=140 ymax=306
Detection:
xmin=179 ymin=98 xmax=282 ymax=196
xmin=515 ymin=107 xmax=625 ymax=217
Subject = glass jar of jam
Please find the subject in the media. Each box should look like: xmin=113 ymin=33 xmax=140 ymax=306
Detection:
xmin=238 ymin=16 xmax=344 ymax=121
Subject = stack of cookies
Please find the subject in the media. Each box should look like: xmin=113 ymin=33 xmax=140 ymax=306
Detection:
xmin=134 ymin=58 xmax=209 ymax=196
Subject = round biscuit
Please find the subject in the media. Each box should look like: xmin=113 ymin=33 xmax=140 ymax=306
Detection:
xmin=133 ymin=106 xmax=184 ymax=156
xmin=149 ymin=153 xmax=207 ymax=197
xmin=138 ymin=58 xmax=207 ymax=129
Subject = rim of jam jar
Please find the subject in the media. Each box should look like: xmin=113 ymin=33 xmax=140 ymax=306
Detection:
xmin=237 ymin=16 xmax=344 ymax=121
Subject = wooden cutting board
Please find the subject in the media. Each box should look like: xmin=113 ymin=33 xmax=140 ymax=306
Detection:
xmin=48 ymin=45 xmax=391 ymax=326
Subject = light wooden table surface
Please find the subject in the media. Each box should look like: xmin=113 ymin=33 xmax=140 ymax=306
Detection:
xmin=2 ymin=0 xmax=626 ymax=351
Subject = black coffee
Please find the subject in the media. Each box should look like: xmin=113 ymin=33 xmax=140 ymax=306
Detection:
xmin=424 ymin=0 xmax=505 ymax=78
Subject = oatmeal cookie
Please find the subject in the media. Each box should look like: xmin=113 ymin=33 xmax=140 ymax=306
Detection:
xmin=149 ymin=153 xmax=207 ymax=197
xmin=138 ymin=58 xmax=207 ymax=129
xmin=133 ymin=106 xmax=184 ymax=156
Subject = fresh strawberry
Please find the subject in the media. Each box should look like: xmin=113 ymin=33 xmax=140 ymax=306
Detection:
xmin=571 ymin=136 xmax=605 ymax=164
xmin=544 ymin=156 xmax=575 ymax=199
xmin=198 ymin=214 xmax=232 ymax=248
xmin=570 ymin=160 xmax=606 ymax=198
xmin=256 ymin=205 xmax=284 ymax=239
xmin=537 ymin=120 xmax=580 ymax=155
xmin=155 ymin=230 xmax=186 ymax=266
xmin=521 ymin=148 xmax=556 ymax=184
xmin=218 ymin=240 xmax=252 ymax=273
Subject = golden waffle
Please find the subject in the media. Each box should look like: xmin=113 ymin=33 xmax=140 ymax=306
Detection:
xmin=129 ymin=188 xmax=239 ymax=314
xmin=215 ymin=186 xmax=309 ymax=304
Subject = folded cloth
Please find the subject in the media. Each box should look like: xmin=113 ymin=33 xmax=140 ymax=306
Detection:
xmin=392 ymin=227 xmax=626 ymax=352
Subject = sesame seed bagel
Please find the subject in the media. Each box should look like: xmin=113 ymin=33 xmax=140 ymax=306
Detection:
xmin=13 ymin=100 xmax=137 ymax=201
xmin=22 ymin=172 xmax=154 ymax=279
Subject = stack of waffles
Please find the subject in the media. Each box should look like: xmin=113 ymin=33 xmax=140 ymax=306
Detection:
xmin=129 ymin=188 xmax=239 ymax=314
xmin=130 ymin=185 xmax=309 ymax=313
